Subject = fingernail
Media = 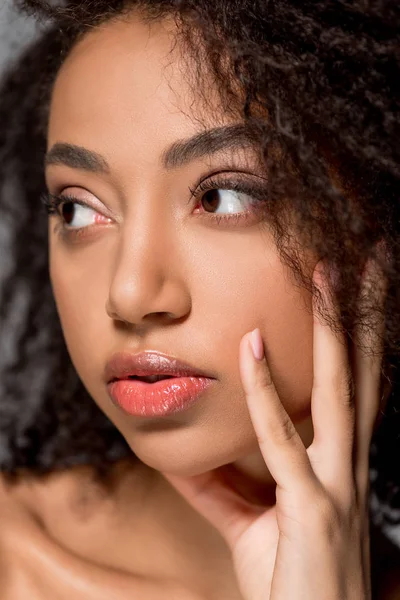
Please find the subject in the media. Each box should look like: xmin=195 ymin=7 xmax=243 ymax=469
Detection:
xmin=250 ymin=328 xmax=265 ymax=361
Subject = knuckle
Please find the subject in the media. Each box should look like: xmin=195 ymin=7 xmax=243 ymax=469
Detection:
xmin=254 ymin=367 xmax=274 ymax=390
xmin=332 ymin=366 xmax=355 ymax=407
xmin=309 ymin=495 xmax=341 ymax=540
xmin=309 ymin=492 xmax=361 ymax=544
xmin=267 ymin=410 xmax=298 ymax=446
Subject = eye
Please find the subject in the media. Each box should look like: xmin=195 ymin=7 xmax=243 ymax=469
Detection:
xmin=199 ymin=188 xmax=255 ymax=215
xmin=189 ymin=173 xmax=269 ymax=226
xmin=61 ymin=201 xmax=98 ymax=228
xmin=42 ymin=192 xmax=112 ymax=230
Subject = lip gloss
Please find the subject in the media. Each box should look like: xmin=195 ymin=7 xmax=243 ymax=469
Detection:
xmin=107 ymin=376 xmax=215 ymax=417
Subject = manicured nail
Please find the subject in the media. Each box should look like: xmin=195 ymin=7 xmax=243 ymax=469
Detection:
xmin=250 ymin=328 xmax=264 ymax=361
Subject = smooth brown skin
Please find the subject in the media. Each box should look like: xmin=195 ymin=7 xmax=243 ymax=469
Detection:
xmin=0 ymin=10 xmax=398 ymax=600
xmin=47 ymin=11 xmax=315 ymax=493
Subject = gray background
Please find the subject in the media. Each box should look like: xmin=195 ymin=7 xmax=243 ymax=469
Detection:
xmin=0 ymin=0 xmax=40 ymax=76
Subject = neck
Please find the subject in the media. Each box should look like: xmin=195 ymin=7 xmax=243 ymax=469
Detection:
xmin=223 ymin=412 xmax=314 ymax=506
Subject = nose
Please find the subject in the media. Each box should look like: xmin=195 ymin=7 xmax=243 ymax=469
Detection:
xmin=105 ymin=221 xmax=191 ymax=327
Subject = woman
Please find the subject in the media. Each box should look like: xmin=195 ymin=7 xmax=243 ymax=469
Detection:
xmin=0 ymin=1 xmax=399 ymax=598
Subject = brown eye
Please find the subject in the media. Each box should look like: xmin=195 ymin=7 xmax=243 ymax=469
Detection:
xmin=201 ymin=190 xmax=221 ymax=213
xmin=200 ymin=189 xmax=254 ymax=215
xmin=58 ymin=200 xmax=98 ymax=228
xmin=61 ymin=202 xmax=75 ymax=225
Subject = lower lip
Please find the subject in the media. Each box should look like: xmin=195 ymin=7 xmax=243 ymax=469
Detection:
xmin=107 ymin=376 xmax=215 ymax=417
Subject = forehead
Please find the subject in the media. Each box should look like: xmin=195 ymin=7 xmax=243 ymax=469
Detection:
xmin=48 ymin=13 xmax=232 ymax=157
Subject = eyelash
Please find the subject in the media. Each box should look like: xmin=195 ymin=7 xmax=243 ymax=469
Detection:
xmin=41 ymin=173 xmax=269 ymax=240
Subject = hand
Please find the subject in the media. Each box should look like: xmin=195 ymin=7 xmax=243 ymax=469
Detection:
xmin=162 ymin=248 xmax=388 ymax=600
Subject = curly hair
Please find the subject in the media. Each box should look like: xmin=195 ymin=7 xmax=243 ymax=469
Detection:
xmin=1 ymin=0 xmax=400 ymax=580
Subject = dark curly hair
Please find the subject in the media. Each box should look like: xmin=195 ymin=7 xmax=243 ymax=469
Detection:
xmin=1 ymin=0 xmax=400 ymax=587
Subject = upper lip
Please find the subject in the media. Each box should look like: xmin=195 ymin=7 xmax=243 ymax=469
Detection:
xmin=105 ymin=351 xmax=215 ymax=383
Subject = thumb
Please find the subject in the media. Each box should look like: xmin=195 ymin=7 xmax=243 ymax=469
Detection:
xmin=161 ymin=468 xmax=260 ymax=548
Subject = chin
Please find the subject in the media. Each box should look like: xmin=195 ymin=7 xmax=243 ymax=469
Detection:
xmin=122 ymin=426 xmax=257 ymax=477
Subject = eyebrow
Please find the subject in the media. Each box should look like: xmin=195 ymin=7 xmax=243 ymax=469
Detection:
xmin=161 ymin=123 xmax=261 ymax=169
xmin=44 ymin=123 xmax=262 ymax=174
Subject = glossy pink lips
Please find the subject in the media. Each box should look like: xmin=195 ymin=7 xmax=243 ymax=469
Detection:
xmin=107 ymin=376 xmax=215 ymax=417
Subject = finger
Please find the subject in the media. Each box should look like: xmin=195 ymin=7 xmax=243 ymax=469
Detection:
xmin=161 ymin=469 xmax=262 ymax=548
xmin=352 ymin=249 xmax=388 ymax=498
xmin=307 ymin=260 xmax=356 ymax=495
xmin=352 ymin=246 xmax=389 ymax=589
xmin=239 ymin=328 xmax=318 ymax=496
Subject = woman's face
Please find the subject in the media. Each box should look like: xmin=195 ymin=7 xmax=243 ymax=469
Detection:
xmin=46 ymin=12 xmax=316 ymax=479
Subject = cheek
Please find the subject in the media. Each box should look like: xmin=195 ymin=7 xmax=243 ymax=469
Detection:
xmin=188 ymin=229 xmax=315 ymax=415
xmin=48 ymin=237 xmax=112 ymax=376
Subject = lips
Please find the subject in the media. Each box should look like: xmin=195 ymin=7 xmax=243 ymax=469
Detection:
xmin=127 ymin=374 xmax=175 ymax=383
xmin=104 ymin=350 xmax=216 ymax=417
xmin=104 ymin=350 xmax=215 ymax=384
